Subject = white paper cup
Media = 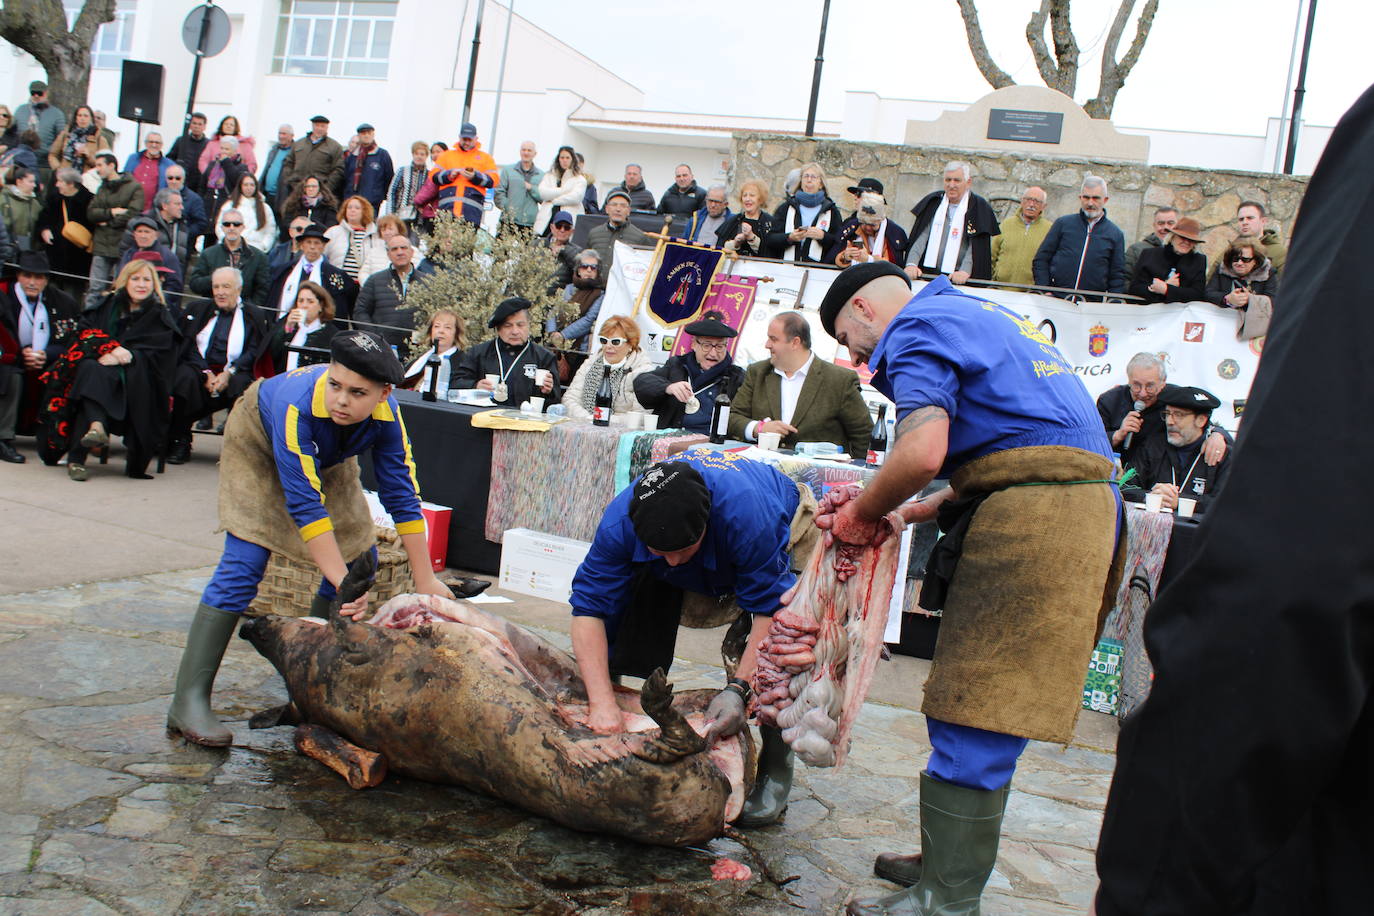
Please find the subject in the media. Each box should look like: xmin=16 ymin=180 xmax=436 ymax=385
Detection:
xmin=524 ymin=397 xmax=545 ymax=414
xmin=484 ymin=373 xmax=500 ymax=390
xmin=643 ymin=413 xmax=659 ymax=430
xmin=535 ymin=369 xmax=553 ymax=388
xmin=1176 ymin=497 xmax=1197 ymax=518
xmin=758 ymin=431 xmax=783 ymax=451
xmin=1144 ymin=492 xmax=1164 ymax=513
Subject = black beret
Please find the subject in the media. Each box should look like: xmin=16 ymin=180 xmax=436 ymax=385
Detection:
xmin=682 ymin=315 xmax=738 ymax=338
xmin=330 ymin=329 xmax=402 ymax=386
xmin=818 ymin=261 xmax=910 ymax=338
xmin=297 ymin=223 xmax=328 ymax=242
xmin=1156 ymin=384 xmax=1220 ymax=414
xmin=310 ymin=114 xmax=330 ymax=123
xmin=628 ymin=461 xmax=712 ymax=552
xmin=488 ymin=296 xmax=532 ymax=328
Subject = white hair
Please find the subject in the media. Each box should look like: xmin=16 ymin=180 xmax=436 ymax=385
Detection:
xmin=1082 ymin=175 xmax=1108 ymax=195
xmin=1127 ymin=351 xmax=1166 ymax=379
xmin=211 ymin=266 xmax=243 ymax=288
xmin=220 ymin=136 xmax=240 ymax=150
xmin=944 ymin=161 xmax=971 ymax=181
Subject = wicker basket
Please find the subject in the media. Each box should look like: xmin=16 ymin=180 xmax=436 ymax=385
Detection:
xmin=248 ymin=527 xmax=415 ymax=617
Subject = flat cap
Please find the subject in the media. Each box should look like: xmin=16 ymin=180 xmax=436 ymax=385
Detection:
xmin=309 ymin=114 xmax=330 ymax=124
xmin=29 ymin=81 xmax=46 ymax=93
xmin=603 ymin=188 xmax=632 ymax=207
xmin=488 ymin=296 xmax=532 ymax=328
xmin=128 ymin=215 xmax=159 ymax=232
xmin=1156 ymin=384 xmax=1220 ymax=414
xmin=629 ymin=461 xmax=712 ymax=551
xmin=356 ymin=123 xmax=375 ymax=132
xmin=817 ymin=261 xmax=910 ymax=338
xmin=330 ymin=329 xmax=402 ymax=386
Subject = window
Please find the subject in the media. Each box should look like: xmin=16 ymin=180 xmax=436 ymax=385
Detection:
xmin=272 ymin=0 xmax=397 ymax=79
xmin=64 ymin=0 xmax=136 ymax=70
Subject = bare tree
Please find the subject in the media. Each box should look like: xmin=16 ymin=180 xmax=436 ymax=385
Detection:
xmin=0 ymin=0 xmax=118 ymax=118
xmin=956 ymin=0 xmax=1159 ymax=119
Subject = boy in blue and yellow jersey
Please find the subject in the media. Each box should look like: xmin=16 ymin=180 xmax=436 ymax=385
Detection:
xmin=167 ymin=330 xmax=452 ymax=747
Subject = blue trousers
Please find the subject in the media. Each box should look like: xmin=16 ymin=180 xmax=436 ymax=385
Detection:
xmin=926 ymin=716 xmax=1029 ymax=791
xmin=201 ymin=532 xmax=376 ymax=614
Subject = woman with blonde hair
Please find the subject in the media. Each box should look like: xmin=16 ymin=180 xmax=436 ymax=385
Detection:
xmin=403 ymin=308 xmax=466 ymax=391
xmin=562 ymin=314 xmax=652 ymax=420
xmin=766 ymin=160 xmax=841 ymax=262
xmin=533 ymin=145 xmax=587 ymax=235
xmin=40 ymin=258 xmax=179 ymax=480
xmin=324 ymin=195 xmax=382 ymax=284
xmin=717 ymin=180 xmax=773 ymax=256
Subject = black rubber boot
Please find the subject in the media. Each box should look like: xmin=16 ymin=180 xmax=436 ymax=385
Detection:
xmin=166 ymin=603 xmax=241 ymax=747
xmin=846 ymin=772 xmax=1008 ymax=915
xmin=309 ymin=594 xmax=333 ymax=617
xmin=872 ymin=783 xmax=1009 ymax=887
xmin=734 ymin=725 xmax=794 ymax=828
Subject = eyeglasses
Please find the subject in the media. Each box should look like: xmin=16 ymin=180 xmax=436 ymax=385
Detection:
xmin=167 ymin=176 xmax=184 ymax=182
xmin=1230 ymin=254 xmax=1256 ymax=264
xmin=1129 ymin=381 xmax=1161 ymax=393
xmin=577 ymin=263 xmax=598 ymax=270
xmin=1162 ymin=409 xmax=1196 ymax=421
xmin=598 ymin=336 xmax=626 ymax=347
xmin=220 ymin=220 xmax=243 ymax=227
xmin=695 ymin=341 xmax=728 ymax=353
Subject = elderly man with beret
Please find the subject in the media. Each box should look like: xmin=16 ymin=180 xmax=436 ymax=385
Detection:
xmin=449 ymin=297 xmax=561 ymax=408
xmin=817 ymin=262 xmax=1124 ymax=915
xmin=1122 ymin=384 xmax=1231 ymax=513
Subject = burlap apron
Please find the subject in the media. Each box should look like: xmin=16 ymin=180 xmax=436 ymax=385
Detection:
xmin=922 ymin=445 xmax=1126 ymax=744
xmin=218 ymin=379 xmax=376 ymax=564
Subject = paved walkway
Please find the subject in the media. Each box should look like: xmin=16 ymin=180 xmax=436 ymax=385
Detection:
xmin=0 ymin=437 xmax=1114 ymax=914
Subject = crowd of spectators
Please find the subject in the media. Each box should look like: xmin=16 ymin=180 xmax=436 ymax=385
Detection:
xmin=0 ymin=78 xmax=1282 ymax=478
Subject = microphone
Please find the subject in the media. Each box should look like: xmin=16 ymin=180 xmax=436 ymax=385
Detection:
xmin=1123 ymin=399 xmax=1146 ymax=452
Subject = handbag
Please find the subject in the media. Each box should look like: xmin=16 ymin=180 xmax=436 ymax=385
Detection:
xmin=60 ymin=199 xmax=93 ymax=253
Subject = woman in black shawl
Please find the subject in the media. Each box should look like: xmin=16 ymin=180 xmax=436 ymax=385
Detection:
xmin=39 ymin=258 xmax=180 ymax=479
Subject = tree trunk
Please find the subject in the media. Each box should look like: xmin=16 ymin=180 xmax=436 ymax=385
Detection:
xmin=1025 ymin=0 xmax=1079 ymax=97
xmin=1084 ymin=0 xmax=1159 ymax=119
xmin=0 ymin=0 xmax=118 ymax=118
xmin=955 ymin=0 xmax=1015 ymax=91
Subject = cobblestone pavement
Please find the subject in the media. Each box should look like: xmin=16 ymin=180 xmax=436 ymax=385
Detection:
xmin=0 ymin=568 xmax=1110 ymax=915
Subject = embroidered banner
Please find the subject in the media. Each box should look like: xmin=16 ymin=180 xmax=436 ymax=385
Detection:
xmin=641 ymin=241 xmax=724 ymax=329
xmin=669 ymin=275 xmax=760 ymax=359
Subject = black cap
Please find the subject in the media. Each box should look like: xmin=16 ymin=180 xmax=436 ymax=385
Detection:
xmin=628 ymin=462 xmax=712 ymax=551
xmin=297 ymin=223 xmax=328 ymax=242
xmin=847 ymin=177 xmax=884 ymax=196
xmin=1156 ymin=384 xmax=1220 ymax=414
xmin=603 ymin=188 xmax=632 ymax=207
xmin=310 ymin=114 xmax=330 ymax=124
xmin=459 ymin=122 xmax=478 ymax=139
xmin=356 ymin=122 xmax=375 ymax=132
xmin=29 ymin=81 xmax=46 ymax=94
xmin=330 ymin=330 xmax=402 ymax=386
xmin=128 ymin=215 xmax=158 ymax=232
xmin=488 ymin=296 xmax=531 ymax=328
xmin=682 ymin=315 xmax=738 ymax=338
xmin=817 ymin=261 xmax=910 ymax=338
xmin=16 ymin=250 xmax=51 ymax=275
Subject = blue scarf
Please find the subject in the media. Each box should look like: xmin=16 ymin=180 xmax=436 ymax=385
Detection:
xmin=793 ymin=189 xmax=825 ymax=207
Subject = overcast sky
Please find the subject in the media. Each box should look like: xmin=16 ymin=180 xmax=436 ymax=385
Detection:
xmin=512 ymin=0 xmax=1370 ymax=138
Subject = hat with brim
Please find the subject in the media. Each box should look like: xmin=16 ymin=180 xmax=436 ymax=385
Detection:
xmin=356 ymin=123 xmax=374 ymax=133
xmin=682 ymin=315 xmax=738 ymax=339
xmin=1156 ymin=384 xmax=1220 ymax=414
xmin=330 ymin=329 xmax=402 ymax=386
xmin=847 ymin=177 xmax=884 ymax=197
xmin=818 ymin=261 xmax=910 ymax=338
xmin=1170 ymin=217 xmax=1205 ymax=244
xmin=297 ymin=224 xmax=328 ymax=242
xmin=16 ymin=250 xmax=51 ymax=276
xmin=488 ymin=296 xmax=532 ymax=328
xmin=310 ymin=115 xmax=330 ymax=124
xmin=628 ymin=461 xmax=712 ymax=551
xmin=603 ymin=188 xmax=632 ymax=208
xmin=28 ymin=81 xmax=46 ymax=94
xmin=129 ymin=250 xmax=174 ymax=275
xmin=128 ymin=215 xmax=158 ymax=232
xmin=551 ymin=211 xmax=574 ymax=226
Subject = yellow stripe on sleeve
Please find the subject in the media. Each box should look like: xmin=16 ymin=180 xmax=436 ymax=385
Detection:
xmin=285 ymin=404 xmax=325 ymax=498
xmin=299 ymin=517 xmax=334 ymax=542
xmin=395 ymin=410 xmax=421 ymax=496
xmin=394 ymin=518 xmax=426 ymax=536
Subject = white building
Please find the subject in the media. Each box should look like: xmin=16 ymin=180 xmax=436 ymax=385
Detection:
xmin=1 ymin=0 xmax=1330 ymax=198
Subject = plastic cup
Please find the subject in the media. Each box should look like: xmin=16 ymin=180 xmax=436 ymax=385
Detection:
xmin=758 ymin=431 xmax=782 ymax=451
xmin=535 ymin=369 xmax=553 ymax=388
xmin=446 ymin=390 xmax=461 ymax=403
xmin=1176 ymin=497 xmax=1197 ymax=518
xmin=1144 ymin=492 xmax=1164 ymax=513
xmin=525 ymin=397 xmax=545 ymax=414
xmin=484 ymin=373 xmax=500 ymax=388
xmin=642 ymin=413 xmax=659 ymax=430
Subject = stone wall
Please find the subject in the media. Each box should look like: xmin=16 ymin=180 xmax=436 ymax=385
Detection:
xmin=731 ymin=133 xmax=1309 ymax=265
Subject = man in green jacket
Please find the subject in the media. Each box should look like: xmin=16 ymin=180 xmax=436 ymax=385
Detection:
xmin=188 ymin=208 xmax=272 ymax=318
xmin=726 ymin=311 xmax=872 ymax=456
xmin=494 ymin=140 xmax=543 ymax=235
xmin=87 ymin=152 xmax=146 ymax=307
xmin=989 ymin=186 xmax=1049 ymax=287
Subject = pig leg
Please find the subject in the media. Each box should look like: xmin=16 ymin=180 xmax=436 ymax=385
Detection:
xmin=294 ymin=724 xmax=388 ymax=789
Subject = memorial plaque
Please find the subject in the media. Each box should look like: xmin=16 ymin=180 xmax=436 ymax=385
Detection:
xmin=987 ymin=108 xmax=1064 ymax=144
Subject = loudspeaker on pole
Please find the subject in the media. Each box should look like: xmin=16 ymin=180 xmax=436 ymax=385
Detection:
xmin=119 ymin=60 xmax=165 ymax=124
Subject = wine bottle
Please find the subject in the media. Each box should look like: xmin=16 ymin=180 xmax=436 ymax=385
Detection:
xmin=422 ymin=353 xmax=441 ymax=402
xmin=866 ymin=404 xmax=889 ymax=467
xmin=708 ymin=387 xmax=731 ymax=444
xmin=592 ymin=366 xmax=613 ymax=427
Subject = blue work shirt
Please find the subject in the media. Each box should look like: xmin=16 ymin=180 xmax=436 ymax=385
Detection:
xmin=257 ymin=364 xmax=425 ymax=543
xmin=570 ymin=449 xmax=800 ymax=634
xmin=870 ymin=276 xmax=1112 ymax=477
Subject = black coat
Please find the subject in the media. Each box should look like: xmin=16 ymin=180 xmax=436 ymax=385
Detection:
xmin=264 ymin=315 xmax=339 ymax=375
xmin=0 ymin=284 xmax=80 ymax=367
xmin=176 ymin=299 xmax=264 ymax=375
xmin=1205 ymin=259 xmax=1280 ymax=307
xmin=1094 ymin=81 xmax=1374 ymax=916
xmin=908 ymin=191 xmax=1000 ymax=280
xmin=657 ymin=182 xmax=707 ymax=216
xmin=765 ymin=197 xmax=843 ymax=262
xmin=824 ymin=217 xmax=911 ymax=267
xmin=81 ymin=291 xmax=181 ymax=456
xmin=1129 ymin=243 xmax=1208 ymax=303
xmin=449 ymin=337 xmax=562 ymax=408
xmin=632 ymin=353 xmax=745 ymax=430
xmin=34 ymin=185 xmax=94 ymax=277
xmin=264 ymin=258 xmax=359 ymax=326
xmin=168 ymin=133 xmax=211 ymax=192
xmin=1121 ymin=433 xmax=1230 ymax=512
xmin=715 ymin=212 xmax=774 ymax=258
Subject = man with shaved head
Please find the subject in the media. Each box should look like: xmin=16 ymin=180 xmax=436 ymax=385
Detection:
xmin=817 ymin=263 xmax=1122 ymax=916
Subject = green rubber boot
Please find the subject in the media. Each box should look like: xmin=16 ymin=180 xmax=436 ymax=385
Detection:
xmin=872 ymin=783 xmax=1009 ymax=888
xmin=734 ymin=725 xmax=794 ymax=828
xmin=166 ymin=603 xmax=241 ymax=747
xmin=846 ymin=772 xmax=1008 ymax=915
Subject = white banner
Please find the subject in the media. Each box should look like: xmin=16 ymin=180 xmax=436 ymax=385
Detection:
xmin=600 ymin=243 xmax=1261 ymax=433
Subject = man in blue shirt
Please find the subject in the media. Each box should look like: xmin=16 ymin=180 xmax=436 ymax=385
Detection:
xmin=570 ymin=449 xmax=805 ymax=827
xmin=166 ymin=331 xmax=452 ymax=748
xmin=818 ymin=262 xmax=1122 ymax=915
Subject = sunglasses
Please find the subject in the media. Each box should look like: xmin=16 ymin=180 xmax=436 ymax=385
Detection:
xmin=1230 ymin=254 xmax=1255 ymax=263
xmin=598 ymin=336 xmax=626 ymax=347
xmin=220 ymin=220 xmax=244 ymax=227
xmin=577 ymin=263 xmax=598 ymax=270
